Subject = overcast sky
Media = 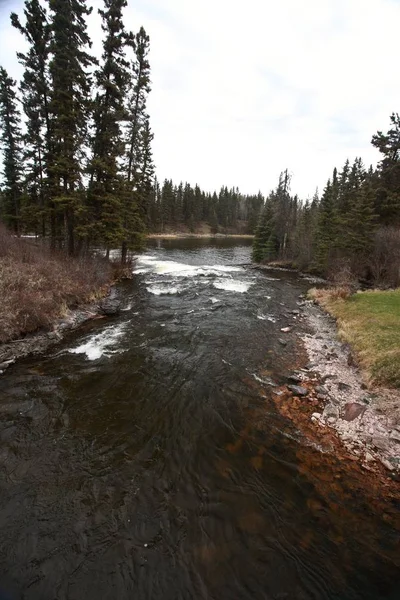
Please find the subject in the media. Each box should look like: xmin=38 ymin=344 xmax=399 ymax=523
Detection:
xmin=1 ymin=0 xmax=400 ymax=198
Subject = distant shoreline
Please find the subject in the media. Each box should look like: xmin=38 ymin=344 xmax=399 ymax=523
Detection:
xmin=147 ymin=233 xmax=254 ymax=239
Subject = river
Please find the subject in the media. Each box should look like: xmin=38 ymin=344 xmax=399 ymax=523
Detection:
xmin=0 ymin=238 xmax=398 ymax=600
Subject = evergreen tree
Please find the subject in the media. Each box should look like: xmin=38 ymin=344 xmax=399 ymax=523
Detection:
xmin=314 ymin=171 xmax=337 ymax=271
xmin=48 ymin=0 xmax=95 ymax=254
xmin=136 ymin=116 xmax=155 ymax=229
xmin=11 ymin=0 xmax=52 ymax=237
xmin=120 ymin=26 xmax=152 ymax=261
xmin=88 ymin=0 xmax=131 ymax=252
xmin=0 ymin=68 xmax=23 ymax=233
xmin=371 ymin=113 xmax=400 ymax=225
xmin=252 ymin=200 xmax=273 ymax=262
xmin=125 ymin=27 xmax=151 ymax=187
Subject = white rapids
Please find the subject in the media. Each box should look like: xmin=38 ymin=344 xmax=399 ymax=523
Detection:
xmin=68 ymin=322 xmax=128 ymax=361
xmin=134 ymin=254 xmax=254 ymax=295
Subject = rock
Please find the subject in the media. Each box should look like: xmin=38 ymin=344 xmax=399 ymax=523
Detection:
xmin=278 ymin=339 xmax=288 ymax=346
xmin=288 ymin=385 xmax=308 ymax=397
xmin=100 ymin=289 xmax=122 ymax=316
xmin=342 ymin=403 xmax=366 ymax=422
xmin=380 ymin=458 xmax=395 ymax=471
xmin=322 ymin=374 xmax=337 ymax=383
xmin=311 ymin=412 xmax=322 ymax=422
xmin=291 ymin=309 xmax=300 ymax=315
xmin=280 ymin=327 xmax=291 ymax=333
xmin=0 ymin=359 xmax=15 ymax=371
xmin=288 ymin=373 xmax=302 ymax=384
xmin=389 ymin=430 xmax=400 ymax=444
xmin=338 ymin=382 xmax=351 ymax=392
xmin=364 ymin=452 xmax=375 ymax=463
xmin=272 ymin=389 xmax=285 ymax=397
xmin=372 ymin=436 xmax=391 ymax=452
xmin=315 ymin=385 xmax=328 ymax=396
xmin=322 ymin=403 xmax=340 ymax=423
xmin=47 ymin=331 xmax=62 ymax=341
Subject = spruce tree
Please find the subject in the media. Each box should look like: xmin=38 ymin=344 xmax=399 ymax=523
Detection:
xmin=120 ymin=26 xmax=152 ymax=261
xmin=252 ymin=200 xmax=273 ymax=262
xmin=371 ymin=113 xmax=400 ymax=225
xmin=136 ymin=116 xmax=155 ymax=229
xmin=11 ymin=0 xmax=52 ymax=237
xmin=88 ymin=0 xmax=132 ymax=252
xmin=48 ymin=0 xmax=95 ymax=254
xmin=0 ymin=68 xmax=23 ymax=233
xmin=314 ymin=171 xmax=337 ymax=272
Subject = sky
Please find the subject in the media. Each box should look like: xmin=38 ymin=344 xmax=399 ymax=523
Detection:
xmin=0 ymin=0 xmax=400 ymax=198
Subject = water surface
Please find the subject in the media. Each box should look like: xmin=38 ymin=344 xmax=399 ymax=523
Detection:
xmin=0 ymin=238 xmax=398 ymax=599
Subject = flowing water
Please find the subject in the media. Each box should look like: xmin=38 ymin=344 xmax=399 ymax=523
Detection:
xmin=0 ymin=238 xmax=398 ymax=600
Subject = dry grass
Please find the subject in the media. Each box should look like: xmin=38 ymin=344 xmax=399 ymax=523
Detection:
xmin=0 ymin=224 xmax=113 ymax=343
xmin=310 ymin=287 xmax=400 ymax=388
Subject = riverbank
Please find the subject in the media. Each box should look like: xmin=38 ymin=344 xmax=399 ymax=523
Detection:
xmin=310 ymin=287 xmax=400 ymax=387
xmin=147 ymin=233 xmax=254 ymax=239
xmin=269 ymin=291 xmax=400 ymax=477
xmin=0 ymin=225 xmax=121 ymax=370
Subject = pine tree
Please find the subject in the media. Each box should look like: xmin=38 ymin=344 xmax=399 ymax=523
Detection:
xmin=88 ymin=0 xmax=132 ymax=252
xmin=119 ymin=26 xmax=152 ymax=261
xmin=136 ymin=116 xmax=155 ymax=229
xmin=346 ymin=168 xmax=377 ymax=257
xmin=11 ymin=0 xmax=52 ymax=237
xmin=371 ymin=113 xmax=400 ymax=225
xmin=314 ymin=170 xmax=338 ymax=271
xmin=125 ymin=27 xmax=151 ymax=186
xmin=48 ymin=0 xmax=95 ymax=254
xmin=0 ymin=68 xmax=23 ymax=233
xmin=252 ymin=200 xmax=273 ymax=262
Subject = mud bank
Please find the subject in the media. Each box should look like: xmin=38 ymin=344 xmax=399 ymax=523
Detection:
xmin=277 ymin=299 xmax=400 ymax=477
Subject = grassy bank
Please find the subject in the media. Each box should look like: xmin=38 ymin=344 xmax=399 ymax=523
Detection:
xmin=0 ymin=225 xmax=113 ymax=343
xmin=310 ymin=287 xmax=400 ymax=388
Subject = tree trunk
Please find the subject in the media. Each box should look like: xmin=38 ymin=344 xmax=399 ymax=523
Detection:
xmin=121 ymin=241 xmax=127 ymax=265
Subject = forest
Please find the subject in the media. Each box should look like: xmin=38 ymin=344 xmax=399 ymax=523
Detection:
xmin=0 ymin=0 xmax=153 ymax=261
xmin=0 ymin=0 xmax=399 ymax=283
xmin=252 ymin=118 xmax=400 ymax=287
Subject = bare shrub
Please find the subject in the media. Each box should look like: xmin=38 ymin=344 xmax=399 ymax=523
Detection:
xmin=368 ymin=227 xmax=400 ymax=288
xmin=0 ymin=223 xmax=113 ymax=342
xmin=326 ymin=258 xmax=359 ymax=295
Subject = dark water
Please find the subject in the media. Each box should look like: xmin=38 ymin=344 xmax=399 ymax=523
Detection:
xmin=0 ymin=238 xmax=398 ymax=600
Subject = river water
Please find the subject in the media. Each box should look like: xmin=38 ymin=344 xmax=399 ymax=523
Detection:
xmin=0 ymin=239 xmax=398 ymax=600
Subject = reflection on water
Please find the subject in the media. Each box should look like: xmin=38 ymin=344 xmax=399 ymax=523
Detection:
xmin=0 ymin=238 xmax=398 ymax=600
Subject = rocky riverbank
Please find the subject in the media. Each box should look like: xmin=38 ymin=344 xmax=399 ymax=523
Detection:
xmin=301 ymin=303 xmax=400 ymax=472
xmin=0 ymin=287 xmax=122 ymax=372
xmin=273 ymin=297 xmax=400 ymax=477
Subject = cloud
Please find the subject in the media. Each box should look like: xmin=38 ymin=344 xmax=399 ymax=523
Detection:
xmin=1 ymin=0 xmax=400 ymax=197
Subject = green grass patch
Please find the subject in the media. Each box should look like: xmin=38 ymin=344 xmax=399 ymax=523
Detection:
xmin=311 ymin=288 xmax=400 ymax=388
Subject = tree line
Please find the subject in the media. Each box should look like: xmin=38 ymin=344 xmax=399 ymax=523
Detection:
xmin=147 ymin=179 xmax=264 ymax=234
xmin=0 ymin=0 xmax=153 ymax=261
xmin=252 ymin=114 xmax=400 ymax=286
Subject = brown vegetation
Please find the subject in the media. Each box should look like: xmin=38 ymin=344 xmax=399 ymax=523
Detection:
xmin=0 ymin=224 xmax=113 ymax=343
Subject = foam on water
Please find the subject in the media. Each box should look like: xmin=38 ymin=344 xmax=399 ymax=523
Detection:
xmin=146 ymin=284 xmax=180 ymax=296
xmin=213 ymin=279 xmax=253 ymax=293
xmin=69 ymin=323 xmax=128 ymax=361
xmin=134 ymin=255 xmax=243 ymax=278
